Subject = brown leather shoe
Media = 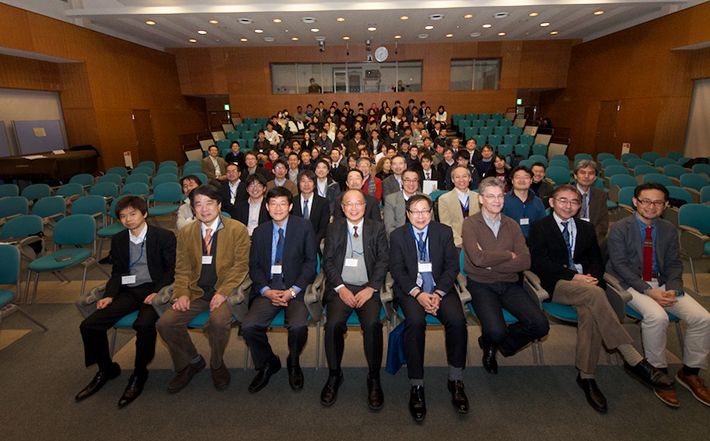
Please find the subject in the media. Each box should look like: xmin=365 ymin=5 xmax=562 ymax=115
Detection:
xmin=676 ymin=371 xmax=710 ymax=407
xmin=211 ymin=362 xmax=231 ymax=391
xmin=654 ymin=388 xmax=680 ymax=407
xmin=167 ymin=355 xmax=206 ymax=393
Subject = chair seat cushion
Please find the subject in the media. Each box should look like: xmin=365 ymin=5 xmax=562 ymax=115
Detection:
xmin=0 ymin=289 xmax=15 ymax=307
xmin=148 ymin=205 xmax=179 ymax=216
xmin=347 ymin=307 xmax=386 ymax=326
xmin=187 ymin=310 xmax=236 ymax=328
xmin=704 ymin=241 xmax=710 ymax=256
xmin=467 ymin=304 xmax=519 ymax=324
xmin=607 ymin=200 xmax=618 ymax=210
xmin=543 ymin=302 xmax=578 ymax=322
xmin=98 ymin=223 xmax=127 ymax=238
xmin=29 ymin=248 xmax=92 ymax=271
xmin=115 ymin=311 xmax=139 ymax=328
xmin=626 ymin=304 xmax=681 ymax=322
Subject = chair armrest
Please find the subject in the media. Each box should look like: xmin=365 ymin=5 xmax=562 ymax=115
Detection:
xmin=380 ymin=272 xmax=395 ymax=322
xmin=228 ymin=275 xmax=251 ymax=323
xmin=686 ymin=188 xmax=701 ymax=204
xmin=602 ymin=273 xmax=631 ymax=301
xmin=680 ymin=229 xmax=710 ymax=259
xmin=523 ymin=270 xmax=549 ymax=307
xmin=151 ymin=285 xmax=174 ymax=317
xmin=603 ymin=274 xmax=630 ymax=322
xmin=75 ymin=283 xmax=107 ymax=318
xmin=454 ymin=273 xmax=472 ymax=307
xmin=304 ymin=272 xmax=325 ymax=321
xmin=669 ymin=177 xmax=680 ymax=187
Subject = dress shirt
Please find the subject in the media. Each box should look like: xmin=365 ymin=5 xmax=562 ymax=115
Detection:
xmin=635 ymin=213 xmax=659 ymax=274
xmin=553 ymin=213 xmax=583 ymax=274
xmin=247 ymin=198 xmax=263 ymax=235
xmin=228 ymin=181 xmax=241 ymax=204
xmin=210 ymin=156 xmax=222 ymax=177
xmin=316 ymin=179 xmax=328 ymax=197
xmin=128 ymin=223 xmax=148 ymax=245
xmin=260 ymin=217 xmax=301 ymax=295
xmin=482 ymin=211 xmax=502 ymax=238
xmin=334 ymin=219 xmax=365 ymax=292
xmin=302 ymin=194 xmax=314 ymax=217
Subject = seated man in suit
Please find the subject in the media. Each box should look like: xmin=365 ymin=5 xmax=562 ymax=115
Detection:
xmin=321 ymin=189 xmax=389 ymax=409
xmin=201 ymin=145 xmax=228 ymax=186
xmin=329 ymin=148 xmax=348 ymax=191
xmin=218 ymin=163 xmax=248 ymax=219
xmin=292 ymin=170 xmax=330 ymax=249
xmin=573 ymin=160 xmax=608 ymax=241
xmin=528 ymin=184 xmax=674 ymax=413
xmin=463 ymin=177 xmax=549 ymax=375
xmin=157 ymin=185 xmax=250 ymax=393
xmin=225 ymin=140 xmax=246 ymax=171
xmin=333 ymin=169 xmax=381 ymax=222
xmin=438 ymin=165 xmax=481 ymax=250
xmin=266 ymin=158 xmax=299 ymax=197
xmin=384 ymin=169 xmax=423 ymax=236
xmin=77 ymin=196 xmax=175 ymax=407
xmin=390 ymin=195 xmax=469 ymax=421
xmin=287 ymin=152 xmax=301 ymax=183
xmin=242 ymin=187 xmax=318 ymax=393
xmin=418 ymin=153 xmax=444 ymax=193
xmin=243 ymin=151 xmax=272 ymax=181
xmin=607 ymin=183 xmax=710 ymax=407
xmin=234 ymin=174 xmax=271 ymax=236
xmin=530 ymin=162 xmax=554 ymax=209
xmin=177 ymin=174 xmax=202 ymax=231
xmin=381 ymin=155 xmax=407 ymax=201
xmin=501 ymin=166 xmax=546 ymax=239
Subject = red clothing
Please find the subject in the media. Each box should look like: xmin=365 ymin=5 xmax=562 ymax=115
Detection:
xmin=362 ymin=175 xmax=383 ymax=201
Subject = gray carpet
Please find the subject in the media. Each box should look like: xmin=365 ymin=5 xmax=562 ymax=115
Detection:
xmin=1 ymin=303 xmax=708 ymax=441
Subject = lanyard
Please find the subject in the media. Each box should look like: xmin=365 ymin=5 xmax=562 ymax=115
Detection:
xmin=201 ymin=219 xmax=223 ymax=255
xmin=347 ymin=227 xmax=364 ymax=258
xmin=409 ymin=225 xmax=429 ymax=262
xmin=128 ymin=238 xmax=146 ymax=272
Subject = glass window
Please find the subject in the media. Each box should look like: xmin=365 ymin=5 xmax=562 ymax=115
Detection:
xmin=449 ymin=59 xmax=500 ymax=91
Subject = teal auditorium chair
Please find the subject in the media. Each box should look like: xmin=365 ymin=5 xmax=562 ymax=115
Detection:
xmin=551 ymin=154 xmax=570 ymax=163
xmin=626 ymin=158 xmax=648 ymax=170
xmin=130 ymin=166 xmax=153 ymax=176
xmin=546 ymin=166 xmax=571 ymax=185
xmin=106 ymin=166 xmax=128 ymax=180
xmin=679 ymin=204 xmax=710 ymax=293
xmin=654 ymin=158 xmax=676 ymax=169
xmin=528 ymin=155 xmax=547 ymax=167
xmin=609 ymin=174 xmax=640 ymax=205
xmin=680 ymin=174 xmax=710 ymax=203
xmin=488 ymin=135 xmax=502 ymax=148
xmin=508 ymin=126 xmax=523 ymax=137
xmin=663 ymin=164 xmax=687 ymax=186
xmin=602 ymin=158 xmax=623 ymax=169
xmin=26 ymin=214 xmax=109 ymax=302
xmin=497 ymin=144 xmax=512 ymax=157
xmin=596 ymin=153 xmax=616 ymax=163
xmin=97 ymin=174 xmax=122 ymax=187
xmin=0 ymin=196 xmax=28 ymax=227
xmin=574 ymin=153 xmax=593 ymax=163
xmin=504 ymin=135 xmax=518 ymax=146
xmin=515 ymin=144 xmax=531 ymax=158
xmin=148 ymin=182 xmax=182 ymax=218
xmin=159 ymin=160 xmax=178 ymax=169
xmin=136 ymin=161 xmax=155 ymax=171
xmin=616 ymin=187 xmax=636 ymax=219
xmin=531 ymin=144 xmax=547 ymax=157
xmin=21 ymin=183 xmax=51 ymax=204
xmin=633 ymin=164 xmax=659 ymax=178
xmin=0 ymin=245 xmax=47 ymax=331
xmin=494 ymin=127 xmax=507 ymax=136
xmin=692 ymin=164 xmax=710 ymax=179
xmin=182 ymin=165 xmax=202 ymax=176
xmin=157 ymin=166 xmax=179 ymax=176
xmin=548 ymin=159 xmax=570 ymax=169
xmin=602 ymin=165 xmax=630 ymax=187
xmin=69 ymin=174 xmax=94 ymax=190
xmin=662 ymin=187 xmax=693 ymax=228
xmin=71 ymin=195 xmax=108 ymax=228
xmin=151 ymin=173 xmax=178 ymax=192
xmin=0 ymin=215 xmax=45 ymax=266
xmin=56 ymin=183 xmax=84 ymax=200
xmin=666 ymin=152 xmax=684 ymax=162
xmin=89 ymin=182 xmax=119 ymax=204
xmin=125 ymin=173 xmax=151 ymax=186
xmin=31 ymin=196 xmax=65 ymax=228
xmin=520 ymin=134 xmax=534 ymax=145
xmin=0 ymin=184 xmax=19 ymax=198
xmin=622 ymin=153 xmax=639 ymax=163
xmin=641 ymin=152 xmax=661 ymax=164
xmin=701 ymin=186 xmax=710 ymax=205
xmin=184 ymin=160 xmax=201 ymax=169
xmin=642 ymin=174 xmax=672 ymax=187
xmin=120 ymin=182 xmax=150 ymax=198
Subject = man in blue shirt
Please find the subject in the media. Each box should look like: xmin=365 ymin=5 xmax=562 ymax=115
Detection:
xmin=502 ymin=166 xmax=546 ymax=238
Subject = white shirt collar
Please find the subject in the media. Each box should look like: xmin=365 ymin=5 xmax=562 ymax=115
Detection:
xmin=129 ymin=223 xmax=148 ymax=245
xmin=347 ymin=219 xmax=364 ymax=235
xmin=201 ymin=216 xmax=221 ymax=234
xmin=553 ymin=212 xmax=575 ymax=231
xmin=229 ymin=180 xmax=240 ymax=189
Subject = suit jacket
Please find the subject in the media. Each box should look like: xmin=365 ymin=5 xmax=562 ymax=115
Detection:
xmin=292 ymin=194 xmax=330 ymax=246
xmin=605 ymin=214 xmax=684 ymax=293
xmin=528 ymin=214 xmax=605 ymax=300
xmin=234 ymin=199 xmax=272 ymax=229
xmin=437 ymin=189 xmax=481 ymax=248
xmin=244 ymin=166 xmax=272 ymax=182
xmin=317 ymin=177 xmax=341 ymax=215
xmin=381 ymin=174 xmax=403 ymax=201
xmin=329 ymin=163 xmax=348 ymax=191
xmin=224 ymin=151 xmax=246 ymax=171
xmin=201 ymin=156 xmax=228 ymax=181
xmin=265 ymin=179 xmax=299 ymax=197
xmin=219 ymin=180 xmax=248 ymax=218
xmin=576 ymin=186 xmax=609 ymax=241
xmin=383 ymin=191 xmax=424 ymax=236
xmin=418 ymin=168 xmax=445 ymax=192
xmin=248 ymin=216 xmax=318 ymax=300
xmin=445 ymin=164 xmax=480 ymax=191
xmin=172 ymin=216 xmax=250 ymax=301
xmin=389 ymin=221 xmax=459 ymax=298
xmin=333 ymin=192 xmax=382 ymax=222
xmin=322 ymin=218 xmax=389 ymax=293
xmin=106 ymin=226 xmax=176 ymax=298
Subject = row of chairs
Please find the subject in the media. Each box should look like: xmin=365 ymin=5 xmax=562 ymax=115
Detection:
xmin=217 ymin=137 xmax=254 ymax=152
xmin=452 ymin=113 xmax=506 ymax=124
xmin=462 ymin=126 xmax=521 ymax=139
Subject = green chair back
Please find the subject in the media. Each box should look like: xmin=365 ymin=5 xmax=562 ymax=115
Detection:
xmin=53 ymin=214 xmax=96 ymax=246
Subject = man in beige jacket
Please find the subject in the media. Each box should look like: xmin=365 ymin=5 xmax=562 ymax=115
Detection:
xmin=437 ymin=165 xmax=480 ymax=250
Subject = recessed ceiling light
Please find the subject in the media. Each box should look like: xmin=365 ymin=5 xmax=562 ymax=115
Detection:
xmin=197 ymin=30 xmax=207 ymax=35
xmin=291 ymin=37 xmax=298 ymax=41
xmin=368 ymin=26 xmax=377 ymax=32
xmin=425 ymin=25 xmax=434 ymax=30
xmin=301 ymin=17 xmax=316 ymax=24
xmin=255 ymin=29 xmax=264 ymax=33
xmin=482 ymin=24 xmax=492 ymax=28
xmin=394 ymin=35 xmax=402 ymax=39
xmin=529 ymin=12 xmax=539 ymax=17
xmin=189 ymin=38 xmax=197 ymax=43
xmin=315 ymin=36 xmax=326 ymax=41
xmin=400 ymin=16 xmax=409 ymax=20
xmin=464 ymin=14 xmax=473 ymax=19
xmin=446 ymin=33 xmax=454 ymax=38
xmin=240 ymin=38 xmax=248 ymax=42
xmin=336 ymin=17 xmax=345 ymax=22
xmin=238 ymin=18 xmax=253 ymax=25
xmin=469 ymin=32 xmax=481 ymax=37
xmin=263 ymin=37 xmax=275 ymax=42
xmin=429 ymin=14 xmax=444 ymax=21
xmin=550 ymin=31 xmax=559 ymax=35
xmin=594 ymin=10 xmax=605 ymax=15
xmin=497 ymin=32 xmax=506 ymax=36
xmin=493 ymin=12 xmax=509 ymax=19
xmin=311 ymin=28 xmax=319 ymax=33
xmin=343 ymin=36 xmax=350 ymax=40
xmin=273 ymin=18 xmax=282 ymax=23
xmin=209 ymin=20 xmax=219 ymax=24
xmin=418 ymin=33 xmax=429 ymax=39
xmin=540 ymin=22 xmax=550 ymax=27
xmin=145 ymin=20 xmax=156 ymax=25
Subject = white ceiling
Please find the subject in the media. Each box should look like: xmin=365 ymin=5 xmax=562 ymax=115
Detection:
xmin=4 ymin=0 xmax=707 ymax=51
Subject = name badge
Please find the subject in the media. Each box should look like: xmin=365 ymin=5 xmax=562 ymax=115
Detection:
xmin=121 ymin=275 xmax=136 ymax=285
xmin=581 ymin=217 xmax=590 ymax=222
xmin=418 ymin=262 xmax=433 ymax=272
xmin=520 ymin=218 xmax=529 ymax=225
xmin=345 ymin=258 xmax=359 ymax=267
xmin=271 ymin=265 xmax=283 ymax=274
xmin=202 ymin=255 xmax=213 ymax=265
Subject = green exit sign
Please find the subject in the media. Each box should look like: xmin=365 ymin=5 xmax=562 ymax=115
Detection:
xmin=516 ymin=98 xmax=522 ymax=105
xmin=224 ymin=104 xmax=230 ymax=111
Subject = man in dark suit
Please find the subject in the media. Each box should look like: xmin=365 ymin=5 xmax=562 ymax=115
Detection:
xmin=219 ymin=163 xmax=248 ymax=218
xmin=389 ymin=195 xmax=468 ymax=421
xmin=528 ymin=184 xmax=674 ymax=413
xmin=381 ymin=155 xmax=407 ymax=201
xmin=320 ymin=189 xmax=389 ymax=410
xmin=77 ymin=196 xmax=176 ymax=407
xmin=333 ymin=169 xmax=381 ymax=222
xmin=292 ymin=170 xmax=330 ymax=249
xmin=606 ymin=183 xmax=710 ymax=407
xmin=417 ymin=153 xmax=445 ymax=192
xmin=573 ymin=160 xmax=609 ymax=241
xmin=234 ymin=173 xmax=271 ymax=236
xmin=329 ymin=148 xmax=348 ymax=191
xmin=225 ymin=140 xmax=246 ymax=171
xmin=243 ymin=151 xmax=272 ymax=181
xmin=241 ymin=187 xmax=318 ymax=393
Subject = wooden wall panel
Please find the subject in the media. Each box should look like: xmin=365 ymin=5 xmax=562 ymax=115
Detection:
xmin=94 ymin=109 xmax=137 ymax=168
xmin=0 ymin=55 xmax=59 ymax=91
xmin=519 ymin=40 xmax=578 ymax=89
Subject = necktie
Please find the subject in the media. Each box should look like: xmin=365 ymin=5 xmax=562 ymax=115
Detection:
xmin=417 ymin=232 xmax=435 ymax=294
xmin=203 ymin=228 xmax=213 ymax=256
xmin=303 ymin=199 xmax=310 ymax=220
xmin=426 ymin=172 xmax=430 ymax=180
xmin=580 ymin=193 xmax=588 ymax=218
xmin=561 ymin=221 xmax=576 ymax=270
xmin=353 ymin=226 xmax=359 ymax=239
xmin=272 ymin=228 xmax=286 ymax=289
xmin=643 ymin=226 xmax=654 ymax=281
xmin=461 ymin=197 xmax=469 ymax=219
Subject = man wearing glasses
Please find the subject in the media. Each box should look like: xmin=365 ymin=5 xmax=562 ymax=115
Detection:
xmin=234 ymin=174 xmax=271 ymax=236
xmin=606 ymin=183 xmax=710 ymax=407
xmin=390 ymin=195 xmax=468 ymax=421
xmin=573 ymin=160 xmax=608 ymax=241
xmin=218 ymin=163 xmax=247 ymax=219
xmin=501 ymin=166 xmax=546 ymax=239
xmin=320 ymin=189 xmax=389 ymax=410
xmin=266 ymin=158 xmax=299 ymax=197
xmin=528 ymin=184 xmax=674 ymax=413
xmin=463 ymin=177 xmax=549 ymax=375
xmin=384 ymin=169 xmax=424 ymax=236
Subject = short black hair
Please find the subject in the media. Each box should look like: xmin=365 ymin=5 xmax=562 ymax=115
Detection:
xmin=189 ymin=184 xmax=222 ymax=206
xmin=347 ymin=168 xmax=364 ymax=180
xmin=181 ymin=174 xmax=202 ymax=186
xmin=244 ymin=173 xmax=267 ymax=187
xmin=420 ymin=153 xmax=433 ymax=162
xmin=288 ymin=152 xmax=300 ymax=160
xmin=115 ymin=196 xmax=148 ymax=218
xmin=244 ymin=151 xmax=258 ymax=160
xmin=231 ymin=141 xmax=240 ymax=148
xmin=634 ymin=182 xmax=669 ymax=201
xmin=406 ymin=194 xmax=433 ymax=212
xmin=265 ymin=186 xmax=293 ymax=205
xmin=208 ymin=145 xmax=218 ymax=152
xmin=298 ymin=169 xmax=317 ymax=187
xmin=455 ymin=149 xmax=471 ymax=161
xmin=532 ymin=162 xmax=547 ymax=170
xmin=273 ymin=158 xmax=288 ymax=169
xmin=512 ymin=165 xmax=533 ymax=178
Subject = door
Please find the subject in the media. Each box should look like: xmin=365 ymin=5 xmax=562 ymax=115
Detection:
xmin=132 ymin=109 xmax=157 ymax=164
xmin=595 ymin=100 xmax=620 ymax=156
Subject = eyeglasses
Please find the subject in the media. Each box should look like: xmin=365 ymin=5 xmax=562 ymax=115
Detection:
xmin=637 ymin=199 xmax=666 ymax=207
xmin=342 ymin=201 xmax=365 ymax=207
xmin=248 ymin=183 xmax=264 ymax=189
xmin=407 ymin=209 xmax=432 ymax=216
xmin=402 ymin=178 xmax=419 ymax=183
xmin=482 ymin=194 xmax=505 ymax=201
xmin=555 ymin=198 xmax=581 ymax=207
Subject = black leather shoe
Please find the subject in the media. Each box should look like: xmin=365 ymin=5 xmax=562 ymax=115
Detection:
xmin=167 ymin=355 xmax=206 ymax=393
xmin=211 ymin=363 xmax=231 ymax=391
xmin=409 ymin=386 xmax=426 ymax=422
xmin=118 ymin=371 xmax=148 ymax=408
xmin=367 ymin=374 xmax=384 ymax=411
xmin=248 ymin=356 xmax=282 ymax=393
xmin=320 ymin=372 xmax=343 ymax=406
xmin=624 ymin=359 xmax=675 ymax=390
xmin=576 ymin=374 xmax=608 ymax=413
xmin=448 ymin=380 xmax=469 ymax=414
xmin=75 ymin=363 xmax=121 ymax=401
xmin=288 ymin=365 xmax=304 ymax=391
xmin=478 ymin=336 xmax=498 ymax=374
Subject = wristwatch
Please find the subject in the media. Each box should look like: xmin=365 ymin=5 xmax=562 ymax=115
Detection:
xmin=289 ymin=288 xmax=297 ymax=299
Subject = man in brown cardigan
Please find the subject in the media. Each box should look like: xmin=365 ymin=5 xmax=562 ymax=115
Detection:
xmin=462 ymin=177 xmax=549 ymax=374
xmin=157 ymin=185 xmax=250 ymax=393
